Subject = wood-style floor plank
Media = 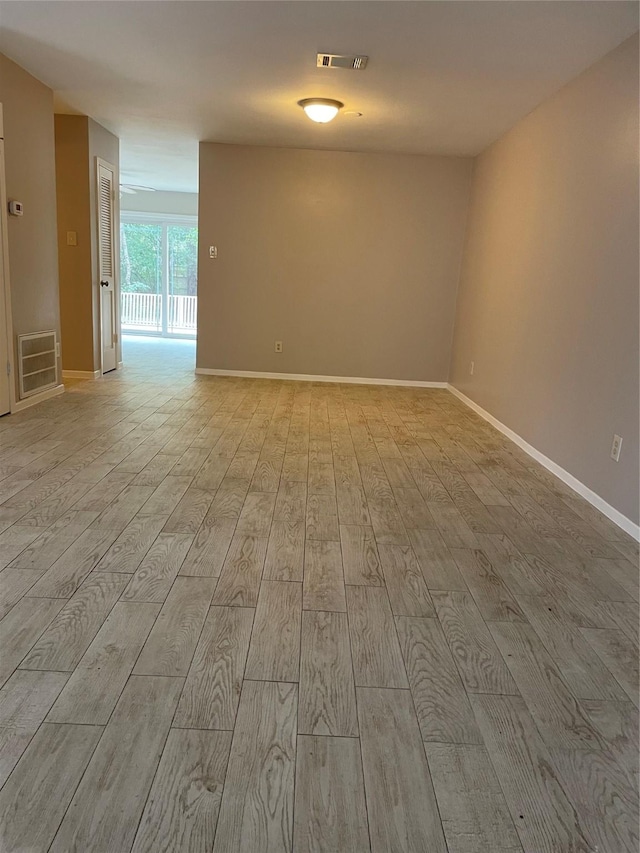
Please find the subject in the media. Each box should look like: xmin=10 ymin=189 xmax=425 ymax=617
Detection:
xmin=549 ymin=746 xmax=639 ymax=853
xmin=0 ymin=567 xmax=45 ymax=619
xmin=378 ymin=543 xmax=435 ymax=617
xmin=408 ymin=527 xmax=468 ymax=590
xmin=212 ymin=533 xmax=268 ymax=607
xmin=306 ymin=494 xmax=340 ymax=542
xmin=0 ymin=669 xmax=69 ymax=787
xmin=0 ymin=528 xmax=42 ymax=573
xmin=450 ymin=547 xmax=526 ymax=621
xmin=432 ymin=590 xmax=518 ymax=695
xmin=174 ymin=605 xmax=254 ymax=730
xmin=212 ymin=680 xmax=297 ymax=853
xmin=339 ymin=523 xmax=383 ymax=586
xmin=0 ymin=597 xmax=66 ymax=688
xmin=298 ymin=609 xmax=358 ymax=737
xmin=581 ymin=627 xmax=639 ymax=707
xmin=0 ymin=722 xmax=102 ymax=853
xmin=131 ymin=728 xmax=232 ymax=853
xmin=471 ymin=693 xmax=595 ymax=853
xmin=516 ymin=593 xmax=630 ymax=701
xmin=49 ymin=675 xmax=183 ymax=853
xmin=303 ymin=539 xmax=346 ymax=612
xmin=489 ymin=620 xmax=605 ymax=749
xmin=46 ymin=601 xmax=160 ymax=724
xmin=180 ymin=516 xmax=237 ymax=578
xmin=120 ymin=531 xmax=193 ymax=603
xmin=358 ymin=686 xmax=448 ymax=853
xmin=20 ymin=571 xmax=129 ymax=672
xmin=424 ymin=742 xmax=523 ymax=853
xmin=133 ymin=576 xmax=216 ymax=676
xmin=26 ymin=527 xmax=118 ymax=598
xmin=245 ymin=580 xmax=302 ymax=682
xmin=162 ymin=486 xmax=216 ymax=534
xmin=263 ymin=520 xmax=305 ymax=581
xmin=346 ymin=584 xmax=408 ymax=688
xmin=396 ymin=616 xmax=482 ymax=744
xmin=0 ymin=350 xmax=636 ymax=853
xmin=6 ymin=510 xmax=97 ymax=571
xmin=96 ymin=514 xmax=166 ymax=573
xmin=293 ymin=735 xmax=370 ymax=853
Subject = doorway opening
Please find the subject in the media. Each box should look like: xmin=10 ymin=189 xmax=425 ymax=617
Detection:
xmin=120 ymin=213 xmax=197 ymax=339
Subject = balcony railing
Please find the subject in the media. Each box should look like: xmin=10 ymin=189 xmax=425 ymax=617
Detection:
xmin=121 ymin=292 xmax=197 ymax=336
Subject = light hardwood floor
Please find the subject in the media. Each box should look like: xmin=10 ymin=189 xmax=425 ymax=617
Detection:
xmin=0 ymin=336 xmax=638 ymax=853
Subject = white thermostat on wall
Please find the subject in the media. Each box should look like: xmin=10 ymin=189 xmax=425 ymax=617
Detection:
xmin=8 ymin=200 xmax=23 ymax=216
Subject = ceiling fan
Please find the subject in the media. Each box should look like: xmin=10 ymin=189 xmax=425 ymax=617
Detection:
xmin=119 ymin=184 xmax=156 ymax=197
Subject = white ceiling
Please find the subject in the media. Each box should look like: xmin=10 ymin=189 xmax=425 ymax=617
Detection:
xmin=1 ymin=1 xmax=637 ymax=192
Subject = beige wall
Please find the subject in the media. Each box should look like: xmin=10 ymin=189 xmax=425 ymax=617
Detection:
xmin=121 ymin=190 xmax=197 ymax=216
xmin=54 ymin=115 xmax=120 ymax=373
xmin=197 ymin=144 xmax=472 ymax=382
xmin=450 ymin=35 xmax=639 ymax=524
xmin=0 ymin=54 xmax=61 ymax=394
xmin=55 ymin=115 xmax=94 ymax=372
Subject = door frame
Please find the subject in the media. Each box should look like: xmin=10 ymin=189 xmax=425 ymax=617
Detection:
xmin=0 ymin=105 xmax=17 ymax=414
xmin=120 ymin=211 xmax=197 ymax=339
xmin=95 ymin=156 xmax=120 ymax=375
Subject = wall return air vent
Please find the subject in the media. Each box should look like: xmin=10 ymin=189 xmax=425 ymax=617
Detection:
xmin=317 ymin=53 xmax=368 ymax=70
xmin=18 ymin=330 xmax=58 ymax=399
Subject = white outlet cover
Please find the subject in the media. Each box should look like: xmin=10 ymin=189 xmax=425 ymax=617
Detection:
xmin=610 ymin=434 xmax=622 ymax=462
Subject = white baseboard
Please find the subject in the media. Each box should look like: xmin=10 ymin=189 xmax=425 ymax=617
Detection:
xmin=448 ymin=384 xmax=640 ymax=542
xmin=12 ymin=383 xmax=65 ymax=413
xmin=62 ymin=370 xmax=101 ymax=380
xmin=195 ymin=367 xmax=448 ymax=388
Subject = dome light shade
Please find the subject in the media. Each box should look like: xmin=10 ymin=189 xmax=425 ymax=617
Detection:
xmin=298 ymin=98 xmax=344 ymax=123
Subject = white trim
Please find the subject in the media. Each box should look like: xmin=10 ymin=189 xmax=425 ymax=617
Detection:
xmin=11 ymin=383 xmax=64 ymax=412
xmin=121 ymin=211 xmax=197 ymax=226
xmin=447 ymin=384 xmax=640 ymax=542
xmin=0 ymin=136 xmax=17 ymax=415
xmin=195 ymin=367 xmax=447 ymax=388
xmin=62 ymin=369 xmax=101 ymax=380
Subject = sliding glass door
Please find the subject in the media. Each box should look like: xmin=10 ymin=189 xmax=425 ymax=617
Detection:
xmin=120 ymin=214 xmax=197 ymax=338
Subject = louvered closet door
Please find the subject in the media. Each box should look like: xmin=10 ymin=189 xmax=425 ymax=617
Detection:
xmin=97 ymin=160 xmax=117 ymax=373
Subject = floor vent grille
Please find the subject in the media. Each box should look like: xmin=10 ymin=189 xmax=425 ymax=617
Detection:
xmin=18 ymin=330 xmax=58 ymax=399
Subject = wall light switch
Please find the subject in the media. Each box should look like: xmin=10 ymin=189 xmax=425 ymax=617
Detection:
xmin=470 ymin=361 xmax=475 ymax=375
xmin=209 ymin=246 xmax=218 ymax=259
xmin=66 ymin=231 xmax=77 ymax=246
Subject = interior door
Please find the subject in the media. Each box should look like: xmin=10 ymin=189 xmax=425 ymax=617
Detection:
xmin=0 ymin=138 xmax=11 ymax=415
xmin=97 ymin=159 xmax=117 ymax=373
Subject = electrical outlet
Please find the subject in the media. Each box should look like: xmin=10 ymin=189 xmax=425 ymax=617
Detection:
xmin=274 ymin=341 xmax=283 ymax=353
xmin=610 ymin=434 xmax=623 ymax=462
xmin=470 ymin=361 xmax=475 ymax=375
xmin=209 ymin=246 xmax=218 ymax=259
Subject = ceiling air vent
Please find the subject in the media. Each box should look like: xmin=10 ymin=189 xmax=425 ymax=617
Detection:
xmin=317 ymin=53 xmax=368 ymax=70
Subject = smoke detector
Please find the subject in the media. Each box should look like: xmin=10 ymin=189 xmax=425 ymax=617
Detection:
xmin=316 ymin=53 xmax=368 ymax=70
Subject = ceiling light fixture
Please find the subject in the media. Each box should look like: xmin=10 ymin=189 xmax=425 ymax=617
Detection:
xmin=298 ymin=98 xmax=343 ymax=123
